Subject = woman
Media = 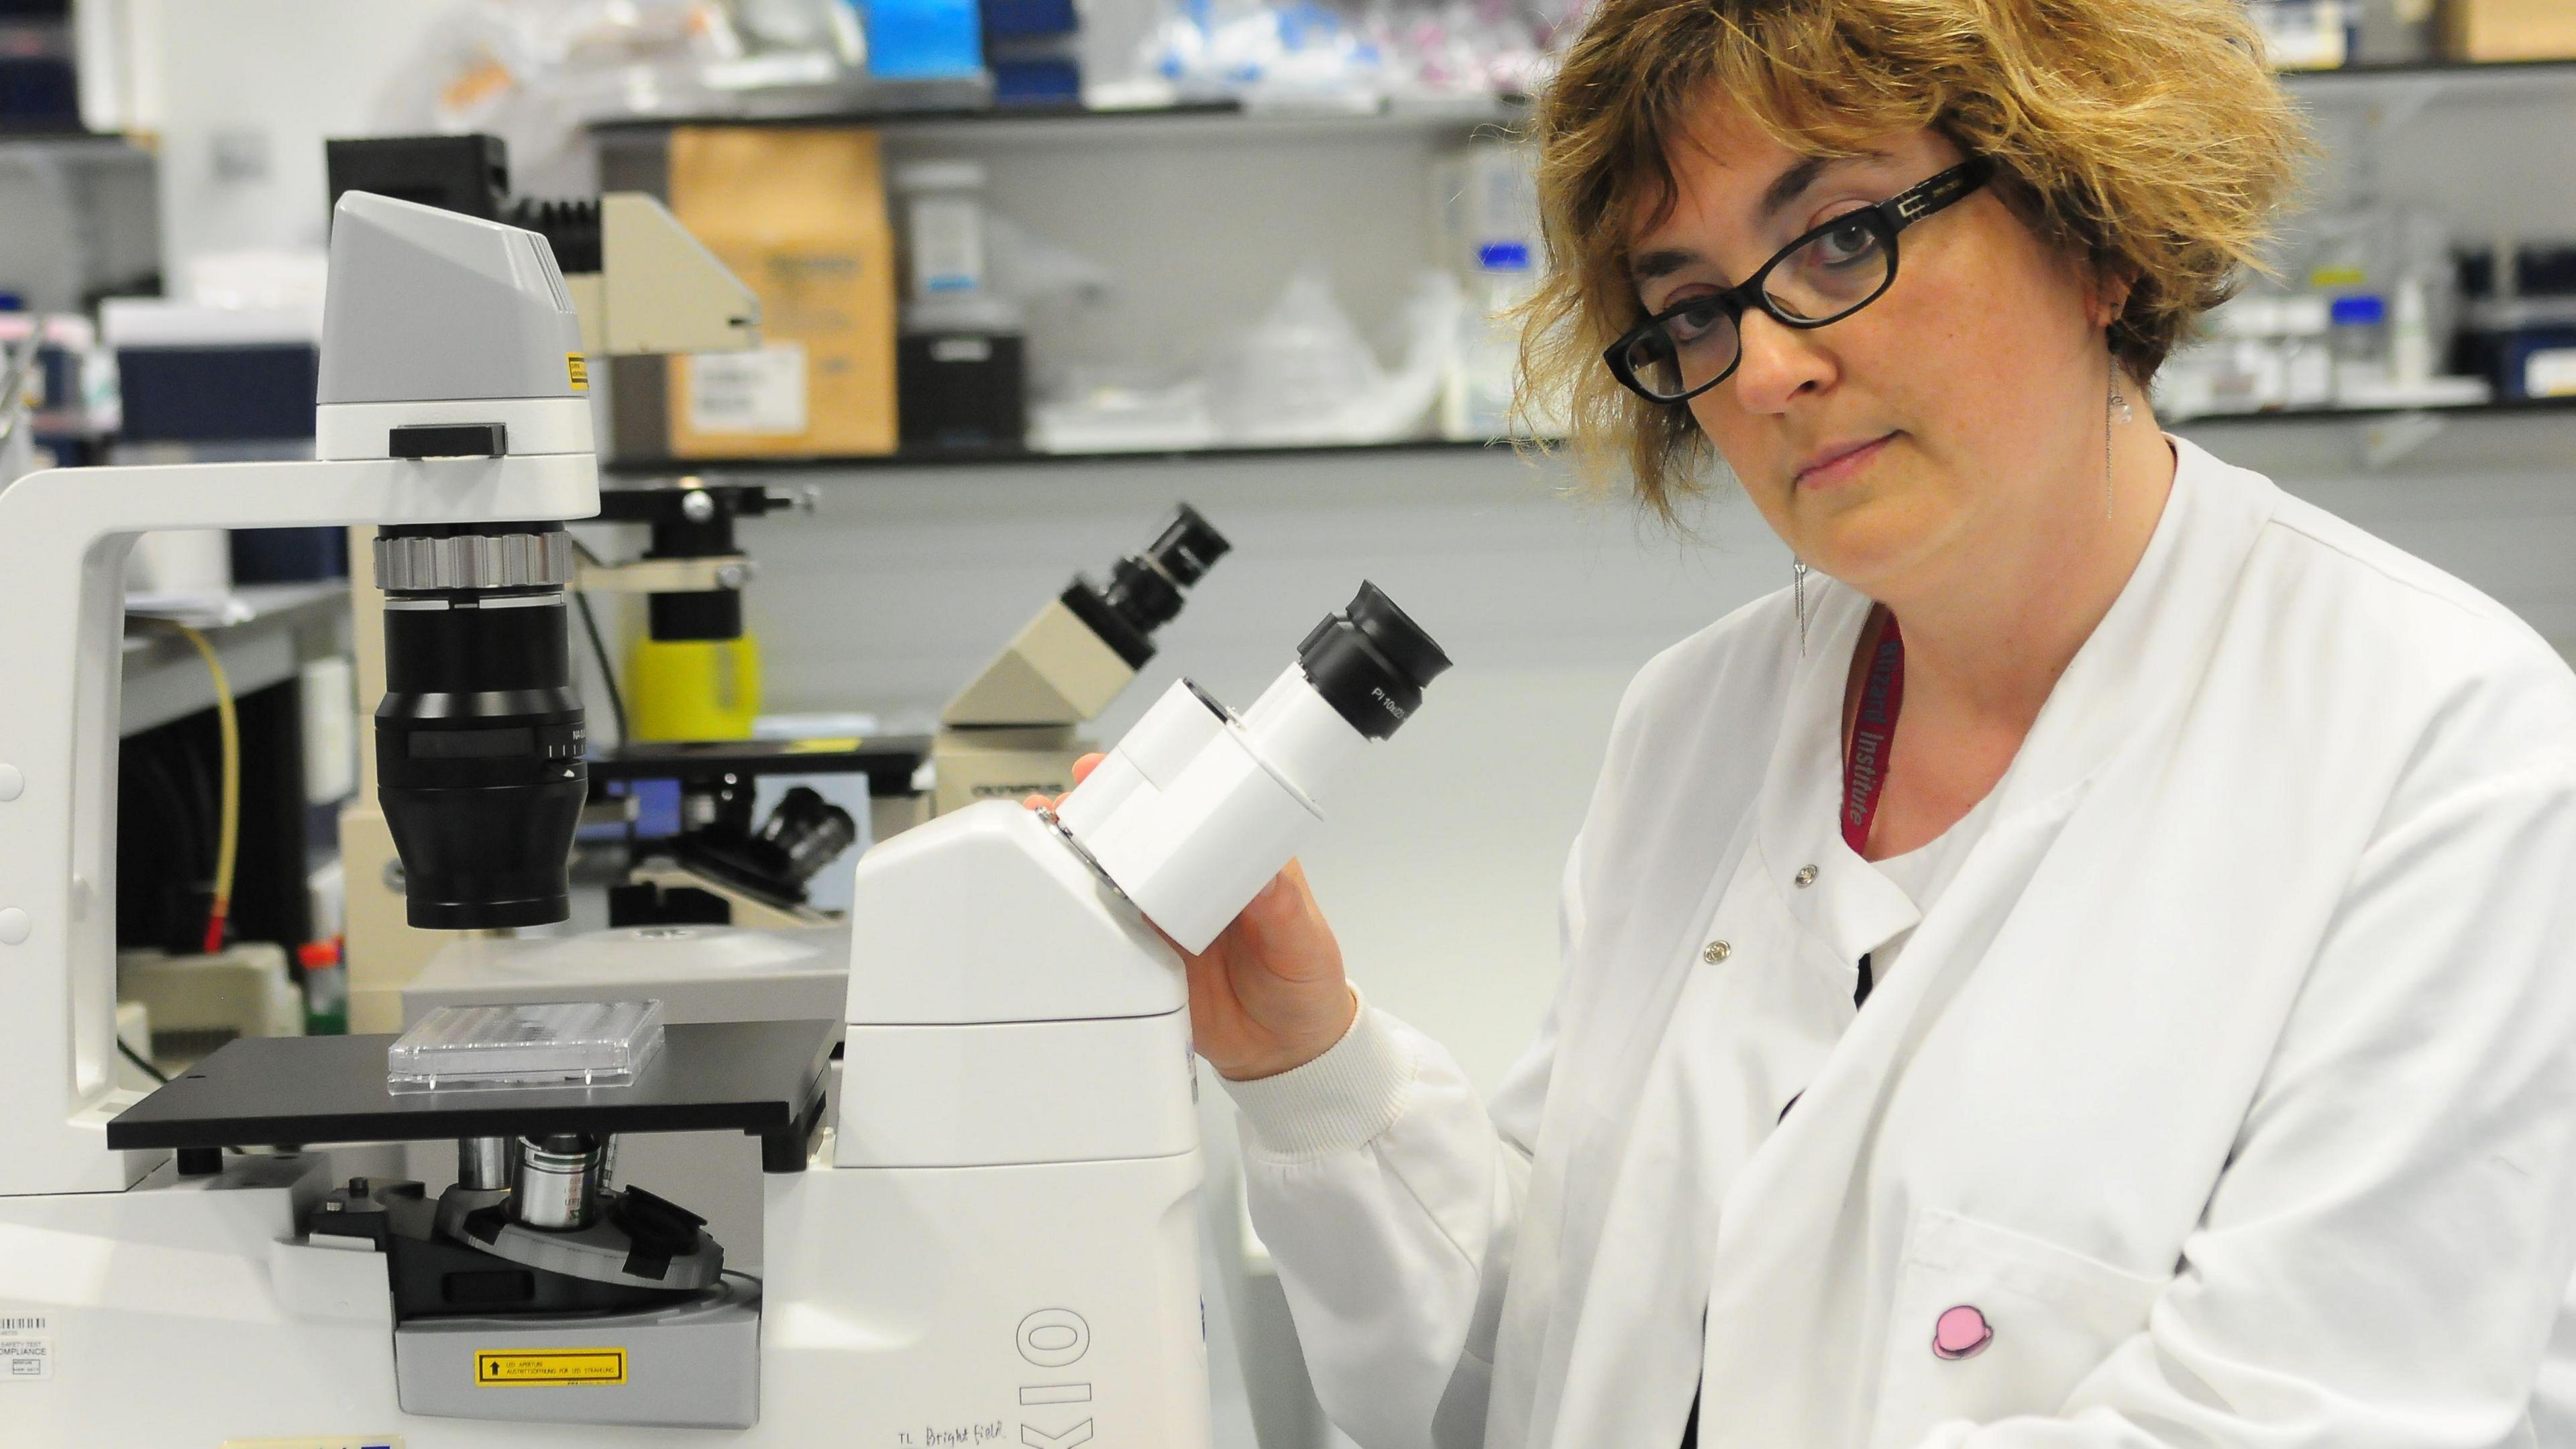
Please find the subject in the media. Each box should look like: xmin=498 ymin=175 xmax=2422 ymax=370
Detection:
xmin=1092 ymin=2 xmax=2576 ymax=1444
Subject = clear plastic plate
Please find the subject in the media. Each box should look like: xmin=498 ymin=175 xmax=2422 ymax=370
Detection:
xmin=387 ymin=1000 xmax=667 ymax=1095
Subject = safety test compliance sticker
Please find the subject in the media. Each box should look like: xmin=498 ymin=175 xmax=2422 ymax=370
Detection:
xmin=476 ymin=1347 xmax=627 ymax=1386
xmin=0 ymin=1314 xmax=52 ymax=1381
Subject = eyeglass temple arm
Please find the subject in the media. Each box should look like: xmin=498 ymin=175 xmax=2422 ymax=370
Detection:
xmin=1883 ymin=158 xmax=1994 ymax=229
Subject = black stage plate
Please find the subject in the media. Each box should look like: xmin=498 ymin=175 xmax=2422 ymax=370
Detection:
xmin=106 ymin=1019 xmax=837 ymax=1161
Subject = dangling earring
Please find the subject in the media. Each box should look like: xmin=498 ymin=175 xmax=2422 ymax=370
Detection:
xmin=1792 ymin=559 xmax=1811 ymax=656
xmin=2104 ymin=345 xmax=2131 ymax=523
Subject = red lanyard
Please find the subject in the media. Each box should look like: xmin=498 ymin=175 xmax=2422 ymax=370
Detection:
xmin=1842 ymin=612 xmax=1904 ymax=855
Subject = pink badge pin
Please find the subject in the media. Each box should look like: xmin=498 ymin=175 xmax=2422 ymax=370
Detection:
xmin=1932 ymin=1305 xmax=1992 ymax=1360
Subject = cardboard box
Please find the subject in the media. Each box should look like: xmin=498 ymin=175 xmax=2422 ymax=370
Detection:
xmin=2443 ymin=0 xmax=2576 ymax=60
xmin=667 ymin=128 xmax=900 ymax=458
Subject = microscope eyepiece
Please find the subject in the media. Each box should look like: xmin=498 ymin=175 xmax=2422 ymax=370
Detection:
xmin=1062 ymin=503 xmax=1233 ymax=670
xmin=1051 ymin=580 xmax=1449 ymax=953
xmin=374 ymin=521 xmax=588 ymax=930
xmin=1142 ymin=504 xmax=1230 ymax=586
xmin=1295 ymin=582 xmax=1454 ymax=741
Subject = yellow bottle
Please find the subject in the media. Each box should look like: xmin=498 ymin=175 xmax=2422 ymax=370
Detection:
xmin=627 ymin=632 xmax=763 ymax=741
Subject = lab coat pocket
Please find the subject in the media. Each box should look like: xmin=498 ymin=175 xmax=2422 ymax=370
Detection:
xmin=1866 ymin=1206 xmax=2163 ymax=1449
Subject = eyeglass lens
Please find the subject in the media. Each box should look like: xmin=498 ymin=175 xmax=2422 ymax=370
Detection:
xmin=1617 ymin=214 xmax=1895 ymax=400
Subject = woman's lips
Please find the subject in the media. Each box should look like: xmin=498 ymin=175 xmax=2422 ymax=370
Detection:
xmin=1794 ymin=432 xmax=1896 ymax=489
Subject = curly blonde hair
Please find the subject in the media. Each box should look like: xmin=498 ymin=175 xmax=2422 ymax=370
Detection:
xmin=1517 ymin=0 xmax=2310 ymax=519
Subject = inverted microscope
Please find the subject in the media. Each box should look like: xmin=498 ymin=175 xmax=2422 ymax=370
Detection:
xmin=0 ymin=193 xmax=1450 ymax=1442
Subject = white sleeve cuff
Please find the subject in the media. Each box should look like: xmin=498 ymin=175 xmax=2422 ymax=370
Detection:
xmin=1220 ymin=985 xmax=1418 ymax=1161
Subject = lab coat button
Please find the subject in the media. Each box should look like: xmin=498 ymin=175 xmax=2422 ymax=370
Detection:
xmin=1701 ymin=940 xmax=1732 ymax=964
xmin=1933 ymin=1305 xmax=1992 ymax=1360
xmin=0 ymin=763 xmax=21 ymax=801
xmin=1794 ymin=864 xmax=1819 ymax=887
xmin=0 ymin=908 xmax=28 ymax=946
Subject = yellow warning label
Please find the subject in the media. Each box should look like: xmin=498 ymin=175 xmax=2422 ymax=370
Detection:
xmin=567 ymin=353 xmax=590 ymax=391
xmin=475 ymin=1348 xmax=625 ymax=1386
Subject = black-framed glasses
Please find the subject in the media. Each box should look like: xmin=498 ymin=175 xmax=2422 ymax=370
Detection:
xmin=1603 ymin=157 xmax=1996 ymax=405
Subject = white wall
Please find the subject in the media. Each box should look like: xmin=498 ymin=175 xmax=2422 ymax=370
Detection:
xmin=0 ymin=142 xmax=156 ymax=310
xmin=138 ymin=0 xmax=462 ymax=274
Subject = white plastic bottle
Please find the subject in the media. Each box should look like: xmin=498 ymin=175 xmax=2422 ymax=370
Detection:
xmin=2390 ymin=274 xmax=2435 ymax=390
xmin=2279 ymin=294 xmax=2334 ymax=409
xmin=1444 ymin=242 xmax=1535 ymax=440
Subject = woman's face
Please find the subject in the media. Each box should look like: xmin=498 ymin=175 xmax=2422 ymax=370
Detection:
xmin=1627 ymin=111 xmax=2116 ymax=601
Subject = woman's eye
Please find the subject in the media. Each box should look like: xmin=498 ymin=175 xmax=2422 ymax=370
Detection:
xmin=1809 ymin=216 xmax=1878 ymax=268
xmin=1665 ymin=299 xmax=1725 ymax=343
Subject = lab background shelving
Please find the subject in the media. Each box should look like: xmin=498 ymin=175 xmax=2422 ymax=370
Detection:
xmin=119 ymin=581 xmax=350 ymax=737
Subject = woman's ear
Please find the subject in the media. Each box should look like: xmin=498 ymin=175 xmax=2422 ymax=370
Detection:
xmin=2090 ymin=265 xmax=2139 ymax=330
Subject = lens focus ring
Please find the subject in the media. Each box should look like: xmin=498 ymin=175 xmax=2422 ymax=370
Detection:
xmin=375 ymin=531 xmax=576 ymax=592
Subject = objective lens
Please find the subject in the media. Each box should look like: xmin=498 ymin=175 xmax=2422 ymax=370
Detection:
xmin=513 ymin=1132 xmax=605 ymax=1232
xmin=376 ymin=523 xmax=588 ymax=929
xmin=754 ymin=786 xmax=858 ymax=888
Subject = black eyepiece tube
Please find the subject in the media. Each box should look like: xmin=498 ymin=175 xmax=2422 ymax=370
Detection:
xmin=1296 ymin=581 xmax=1453 ymax=740
xmin=1065 ymin=503 xmax=1234 ymax=670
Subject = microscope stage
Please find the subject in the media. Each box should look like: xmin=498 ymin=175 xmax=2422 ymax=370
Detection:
xmin=106 ymin=1018 xmax=836 ymax=1171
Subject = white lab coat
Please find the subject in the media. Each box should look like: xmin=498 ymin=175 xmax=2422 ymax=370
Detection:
xmin=1226 ymin=438 xmax=2576 ymax=1449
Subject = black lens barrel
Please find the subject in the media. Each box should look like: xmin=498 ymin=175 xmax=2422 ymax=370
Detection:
xmin=376 ymin=523 xmax=588 ymax=930
xmin=1296 ymin=582 xmax=1452 ymax=741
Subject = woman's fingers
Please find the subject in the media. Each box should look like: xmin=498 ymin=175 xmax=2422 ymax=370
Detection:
xmin=1023 ymin=755 xmax=1108 ymax=812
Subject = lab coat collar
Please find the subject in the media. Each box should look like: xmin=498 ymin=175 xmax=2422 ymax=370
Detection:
xmin=1754 ymin=586 xmax=1918 ymax=970
xmin=1752 ymin=439 xmax=2265 ymax=970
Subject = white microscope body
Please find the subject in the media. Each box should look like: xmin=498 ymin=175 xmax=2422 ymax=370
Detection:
xmin=833 ymin=588 xmax=1449 ymax=1446
xmin=0 ymin=190 xmax=1451 ymax=1444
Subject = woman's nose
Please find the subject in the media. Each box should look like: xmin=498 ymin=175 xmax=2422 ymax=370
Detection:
xmin=1728 ymin=309 xmax=1835 ymax=413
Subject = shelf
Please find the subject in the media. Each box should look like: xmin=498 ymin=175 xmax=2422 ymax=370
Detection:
xmin=0 ymin=130 xmax=152 ymax=164
xmin=2277 ymin=55 xmax=2576 ymax=109
xmin=607 ymin=437 xmax=1536 ymax=474
xmin=604 ymin=398 xmax=2576 ymax=476
xmin=120 ymin=581 xmax=352 ymax=737
xmin=596 ymin=99 xmax=1242 ymax=132
xmin=593 ymin=95 xmax=1521 ymax=144
xmin=2165 ymin=394 xmax=2576 ymax=427
xmin=583 ymin=57 xmax=2576 ymax=138
xmin=2279 ymin=56 xmax=2576 ymax=83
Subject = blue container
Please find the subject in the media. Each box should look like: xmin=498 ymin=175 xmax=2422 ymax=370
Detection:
xmin=864 ymin=0 xmax=985 ymax=80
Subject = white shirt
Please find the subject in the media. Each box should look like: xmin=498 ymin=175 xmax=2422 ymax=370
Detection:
xmin=1870 ymin=788 xmax=2000 ymax=976
xmin=1223 ymin=438 xmax=2576 ymax=1449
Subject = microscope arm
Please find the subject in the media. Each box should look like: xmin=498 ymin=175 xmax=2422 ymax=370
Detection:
xmin=0 ymin=453 xmax=596 ymax=1197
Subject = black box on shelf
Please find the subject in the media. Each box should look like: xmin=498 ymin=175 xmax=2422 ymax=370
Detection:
xmin=897 ymin=329 xmax=1027 ymax=451
xmin=0 ymin=8 xmax=76 ymax=131
xmin=116 ymin=343 xmax=318 ymax=443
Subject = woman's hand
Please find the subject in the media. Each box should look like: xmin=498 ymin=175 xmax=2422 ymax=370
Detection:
xmin=1030 ymin=755 xmax=1356 ymax=1081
